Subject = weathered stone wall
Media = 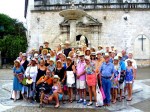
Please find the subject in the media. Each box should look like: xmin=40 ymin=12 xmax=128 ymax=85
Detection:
xmin=27 ymin=9 xmax=150 ymax=64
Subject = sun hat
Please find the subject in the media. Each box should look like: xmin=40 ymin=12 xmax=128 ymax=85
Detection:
xmin=22 ymin=53 xmax=27 ymax=57
xmin=14 ymin=60 xmax=20 ymax=64
xmin=128 ymin=51 xmax=133 ymax=54
xmin=34 ymin=53 xmax=38 ymax=58
xmin=53 ymin=75 xmax=60 ymax=79
xmin=104 ymin=53 xmax=109 ymax=57
xmin=126 ymin=59 xmax=133 ymax=63
xmin=85 ymin=56 xmax=91 ymax=61
xmin=117 ymin=53 xmax=122 ymax=58
xmin=65 ymin=41 xmax=70 ymax=45
xmin=78 ymin=52 xmax=84 ymax=57
xmin=98 ymin=45 xmax=103 ymax=48
xmin=114 ymin=56 xmax=119 ymax=60
xmin=91 ymin=52 xmax=96 ymax=56
xmin=47 ymin=53 xmax=51 ymax=57
xmin=96 ymin=51 xmax=102 ymax=55
xmin=66 ymin=57 xmax=72 ymax=61
xmin=44 ymin=41 xmax=49 ymax=44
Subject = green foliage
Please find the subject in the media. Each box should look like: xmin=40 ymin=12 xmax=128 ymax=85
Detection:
xmin=0 ymin=13 xmax=28 ymax=59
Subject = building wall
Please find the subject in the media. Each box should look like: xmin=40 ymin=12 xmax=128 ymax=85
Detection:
xmin=27 ymin=9 xmax=150 ymax=62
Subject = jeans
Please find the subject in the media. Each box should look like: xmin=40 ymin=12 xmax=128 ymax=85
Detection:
xmin=102 ymin=77 xmax=112 ymax=104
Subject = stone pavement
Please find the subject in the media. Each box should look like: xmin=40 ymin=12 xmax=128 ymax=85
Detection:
xmin=0 ymin=68 xmax=150 ymax=112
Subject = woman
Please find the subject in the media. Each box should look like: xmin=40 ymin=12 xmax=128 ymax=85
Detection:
xmin=47 ymin=60 xmax=56 ymax=77
xmin=50 ymin=50 xmax=56 ymax=64
xmin=45 ymin=53 xmax=51 ymax=66
xmin=60 ymin=54 xmax=67 ymax=70
xmin=125 ymin=59 xmax=135 ymax=101
xmin=48 ymin=75 xmax=63 ymax=108
xmin=90 ymin=52 xmax=96 ymax=65
xmin=84 ymin=56 xmax=97 ymax=106
xmin=39 ymin=46 xmax=43 ymax=54
xmin=20 ymin=53 xmax=29 ymax=100
xmin=55 ymin=60 xmax=66 ymax=84
xmin=36 ymin=60 xmax=47 ymax=82
xmin=25 ymin=58 xmax=38 ymax=102
xmin=12 ymin=60 xmax=24 ymax=102
xmin=111 ymin=56 xmax=121 ymax=104
xmin=85 ymin=48 xmax=91 ymax=57
xmin=21 ymin=53 xmax=29 ymax=70
xmin=56 ymin=44 xmax=62 ymax=54
xmin=66 ymin=57 xmax=76 ymax=103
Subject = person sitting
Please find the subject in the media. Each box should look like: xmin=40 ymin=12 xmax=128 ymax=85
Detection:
xmin=36 ymin=70 xmax=53 ymax=103
xmin=39 ymin=75 xmax=63 ymax=108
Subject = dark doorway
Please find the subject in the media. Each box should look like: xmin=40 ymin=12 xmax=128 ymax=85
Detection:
xmin=76 ymin=35 xmax=88 ymax=47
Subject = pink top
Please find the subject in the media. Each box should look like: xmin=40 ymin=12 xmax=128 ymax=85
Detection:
xmin=76 ymin=61 xmax=86 ymax=81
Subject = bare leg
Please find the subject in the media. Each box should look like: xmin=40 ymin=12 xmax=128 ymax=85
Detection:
xmin=70 ymin=88 xmax=73 ymax=102
xmin=119 ymin=89 xmax=122 ymax=102
xmin=14 ymin=91 xmax=17 ymax=101
xmin=129 ymin=83 xmax=132 ymax=99
xmin=83 ymin=89 xmax=86 ymax=100
xmin=92 ymin=86 xmax=97 ymax=102
xmin=88 ymin=86 xmax=92 ymax=102
xmin=40 ymin=91 xmax=45 ymax=104
xmin=53 ymin=93 xmax=60 ymax=108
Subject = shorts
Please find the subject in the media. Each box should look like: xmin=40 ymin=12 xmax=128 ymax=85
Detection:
xmin=67 ymin=83 xmax=75 ymax=88
xmin=76 ymin=80 xmax=86 ymax=89
xmin=119 ymin=82 xmax=125 ymax=90
xmin=58 ymin=94 xmax=63 ymax=100
xmin=126 ymin=81 xmax=133 ymax=84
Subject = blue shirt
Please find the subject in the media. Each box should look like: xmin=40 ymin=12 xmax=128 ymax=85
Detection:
xmin=100 ymin=62 xmax=114 ymax=77
xmin=119 ymin=60 xmax=126 ymax=71
xmin=122 ymin=55 xmax=128 ymax=61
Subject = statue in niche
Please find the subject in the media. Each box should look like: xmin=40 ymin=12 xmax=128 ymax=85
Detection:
xmin=80 ymin=35 xmax=86 ymax=46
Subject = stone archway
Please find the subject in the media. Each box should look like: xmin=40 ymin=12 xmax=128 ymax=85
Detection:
xmin=76 ymin=35 xmax=88 ymax=47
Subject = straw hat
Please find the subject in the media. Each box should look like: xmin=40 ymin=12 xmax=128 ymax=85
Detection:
xmin=85 ymin=56 xmax=91 ymax=61
xmin=126 ymin=59 xmax=133 ymax=63
xmin=85 ymin=48 xmax=90 ymax=51
xmin=53 ymin=75 xmax=60 ymax=79
xmin=96 ymin=51 xmax=102 ymax=55
xmin=104 ymin=53 xmax=109 ymax=57
xmin=117 ymin=53 xmax=122 ymax=58
xmin=114 ymin=56 xmax=119 ymax=60
xmin=14 ymin=60 xmax=20 ymax=64
xmin=78 ymin=52 xmax=84 ymax=57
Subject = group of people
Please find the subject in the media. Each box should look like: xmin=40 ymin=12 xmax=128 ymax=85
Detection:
xmin=12 ymin=40 xmax=137 ymax=108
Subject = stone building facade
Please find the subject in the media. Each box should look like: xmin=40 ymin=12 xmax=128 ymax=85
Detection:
xmin=24 ymin=0 xmax=150 ymax=66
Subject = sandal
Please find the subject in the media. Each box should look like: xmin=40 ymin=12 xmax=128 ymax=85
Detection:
xmin=126 ymin=98 xmax=132 ymax=101
xmin=39 ymin=104 xmax=43 ymax=108
xmin=87 ymin=102 xmax=93 ymax=106
xmin=112 ymin=100 xmax=117 ymax=104
xmin=95 ymin=102 xmax=99 ymax=107
xmin=54 ymin=104 xmax=60 ymax=108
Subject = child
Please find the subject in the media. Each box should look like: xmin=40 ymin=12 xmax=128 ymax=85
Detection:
xmin=125 ymin=59 xmax=135 ymax=101
xmin=112 ymin=56 xmax=121 ymax=104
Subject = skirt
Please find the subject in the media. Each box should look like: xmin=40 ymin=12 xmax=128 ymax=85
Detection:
xmin=86 ymin=74 xmax=97 ymax=86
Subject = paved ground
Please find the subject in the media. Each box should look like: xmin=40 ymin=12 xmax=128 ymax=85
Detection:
xmin=0 ymin=67 xmax=150 ymax=112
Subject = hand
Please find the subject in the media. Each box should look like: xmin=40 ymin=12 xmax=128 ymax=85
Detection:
xmin=77 ymin=74 xmax=80 ymax=79
xmin=14 ymin=73 xmax=17 ymax=77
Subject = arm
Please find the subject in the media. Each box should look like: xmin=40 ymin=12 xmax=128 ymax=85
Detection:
xmin=72 ymin=65 xmax=76 ymax=74
xmin=132 ymin=67 xmax=136 ymax=80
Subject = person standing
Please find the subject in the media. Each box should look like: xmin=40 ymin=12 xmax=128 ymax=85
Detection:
xmin=100 ymin=53 xmax=114 ymax=106
xmin=63 ymin=41 xmax=71 ymax=57
xmin=76 ymin=52 xmax=87 ymax=105
xmin=43 ymin=41 xmax=51 ymax=53
xmin=12 ymin=60 xmax=24 ymax=102
xmin=121 ymin=50 xmax=128 ymax=61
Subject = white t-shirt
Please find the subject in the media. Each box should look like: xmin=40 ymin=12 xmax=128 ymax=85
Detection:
xmin=25 ymin=66 xmax=38 ymax=82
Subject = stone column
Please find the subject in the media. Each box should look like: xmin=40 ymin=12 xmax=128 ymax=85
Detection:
xmin=0 ymin=51 xmax=2 ymax=68
xmin=70 ymin=20 xmax=76 ymax=46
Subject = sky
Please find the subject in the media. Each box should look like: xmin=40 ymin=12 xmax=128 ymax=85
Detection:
xmin=0 ymin=0 xmax=25 ymax=22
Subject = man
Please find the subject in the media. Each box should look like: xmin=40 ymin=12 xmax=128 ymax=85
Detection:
xmin=100 ymin=53 xmax=114 ymax=106
xmin=118 ymin=53 xmax=126 ymax=101
xmin=63 ymin=41 xmax=71 ymax=57
xmin=76 ymin=52 xmax=87 ymax=105
xmin=121 ymin=50 xmax=128 ymax=61
xmin=43 ymin=41 xmax=51 ymax=53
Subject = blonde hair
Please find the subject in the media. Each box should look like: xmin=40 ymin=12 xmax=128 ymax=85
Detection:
xmin=56 ymin=61 xmax=63 ymax=68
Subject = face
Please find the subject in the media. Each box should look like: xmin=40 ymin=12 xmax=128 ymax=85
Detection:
xmin=111 ymin=52 xmax=115 ymax=58
xmin=49 ymin=61 xmax=53 ymax=66
xmin=79 ymin=56 xmax=84 ymax=61
xmin=22 ymin=56 xmax=26 ymax=60
xmin=40 ymin=46 xmax=43 ymax=50
xmin=61 ymin=55 xmax=66 ymax=61
xmin=44 ymin=43 xmax=49 ymax=47
xmin=127 ymin=61 xmax=132 ymax=66
xmin=114 ymin=59 xmax=118 ymax=64
xmin=57 ymin=62 xmax=62 ymax=68
xmin=14 ymin=62 xmax=19 ymax=67
xmin=104 ymin=57 xmax=110 ymax=63
xmin=31 ymin=60 xmax=36 ymax=66
xmin=85 ymin=59 xmax=90 ymax=64
xmin=128 ymin=53 xmax=133 ymax=59
xmin=40 ymin=60 xmax=45 ymax=66
xmin=67 ymin=59 xmax=71 ymax=65
xmin=122 ymin=50 xmax=126 ymax=55
xmin=86 ymin=50 xmax=90 ymax=55
xmin=97 ymin=54 xmax=102 ymax=59
xmin=91 ymin=55 xmax=95 ymax=60
xmin=53 ymin=78 xmax=58 ymax=83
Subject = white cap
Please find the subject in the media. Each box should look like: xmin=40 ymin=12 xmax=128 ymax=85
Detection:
xmin=85 ymin=56 xmax=91 ymax=61
xmin=34 ymin=53 xmax=38 ymax=58
xmin=114 ymin=56 xmax=119 ymax=60
xmin=47 ymin=53 xmax=51 ymax=56
xmin=53 ymin=75 xmax=60 ymax=79
xmin=22 ymin=53 xmax=27 ymax=57
xmin=117 ymin=53 xmax=122 ymax=58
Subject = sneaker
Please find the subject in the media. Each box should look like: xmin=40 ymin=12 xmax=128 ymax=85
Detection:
xmin=87 ymin=102 xmax=93 ymax=106
xmin=77 ymin=99 xmax=83 ymax=103
xmin=83 ymin=100 xmax=87 ymax=105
